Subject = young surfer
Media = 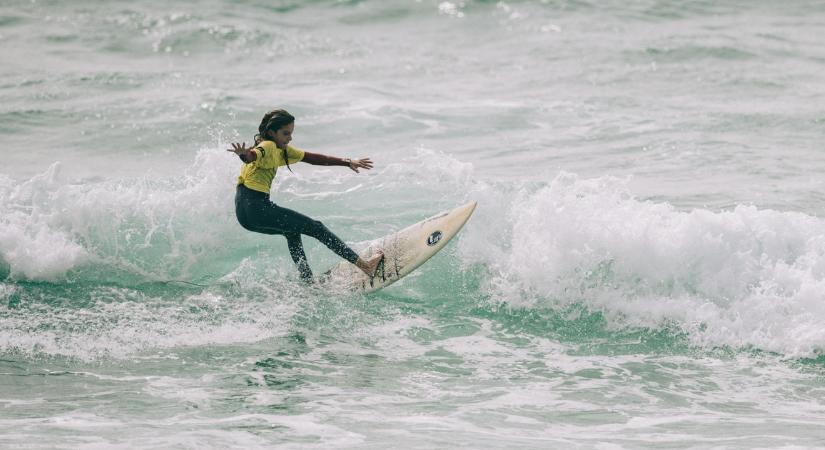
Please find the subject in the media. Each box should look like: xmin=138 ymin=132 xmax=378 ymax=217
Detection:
xmin=227 ymin=108 xmax=383 ymax=281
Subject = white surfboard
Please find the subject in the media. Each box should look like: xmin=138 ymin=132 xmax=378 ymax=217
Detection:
xmin=322 ymin=201 xmax=477 ymax=293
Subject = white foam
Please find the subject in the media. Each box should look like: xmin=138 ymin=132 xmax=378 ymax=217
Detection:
xmin=0 ymin=265 xmax=304 ymax=360
xmin=0 ymin=148 xmax=243 ymax=281
xmin=0 ymin=166 xmax=88 ymax=280
xmin=461 ymin=172 xmax=825 ymax=356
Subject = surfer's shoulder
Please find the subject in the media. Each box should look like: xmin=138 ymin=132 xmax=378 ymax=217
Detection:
xmin=256 ymin=140 xmax=277 ymax=156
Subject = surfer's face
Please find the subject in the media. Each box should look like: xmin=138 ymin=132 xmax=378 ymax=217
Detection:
xmin=268 ymin=122 xmax=294 ymax=150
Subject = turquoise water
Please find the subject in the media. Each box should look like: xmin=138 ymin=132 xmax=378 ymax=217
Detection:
xmin=2 ymin=0 xmax=825 ymax=448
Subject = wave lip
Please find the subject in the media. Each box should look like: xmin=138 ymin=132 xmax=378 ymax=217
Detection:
xmin=470 ymin=173 xmax=825 ymax=357
xmin=0 ymin=148 xmax=244 ymax=282
xmin=0 ymin=165 xmax=88 ymax=281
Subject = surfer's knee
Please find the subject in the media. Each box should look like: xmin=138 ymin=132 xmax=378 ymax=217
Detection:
xmin=307 ymin=218 xmax=329 ymax=236
xmin=236 ymin=216 xmax=253 ymax=231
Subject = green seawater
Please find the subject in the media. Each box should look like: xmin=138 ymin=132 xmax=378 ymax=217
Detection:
xmin=2 ymin=0 xmax=825 ymax=448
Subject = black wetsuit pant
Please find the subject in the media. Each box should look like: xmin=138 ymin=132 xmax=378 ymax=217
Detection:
xmin=235 ymin=184 xmax=359 ymax=280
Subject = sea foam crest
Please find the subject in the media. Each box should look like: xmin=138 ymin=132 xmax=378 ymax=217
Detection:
xmin=0 ymin=165 xmax=88 ymax=280
xmin=466 ymin=172 xmax=825 ymax=356
xmin=0 ymin=148 xmax=239 ymax=281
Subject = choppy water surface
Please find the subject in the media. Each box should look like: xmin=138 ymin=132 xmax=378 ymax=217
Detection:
xmin=2 ymin=0 xmax=825 ymax=448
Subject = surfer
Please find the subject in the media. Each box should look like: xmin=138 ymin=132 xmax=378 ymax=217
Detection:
xmin=227 ymin=108 xmax=383 ymax=282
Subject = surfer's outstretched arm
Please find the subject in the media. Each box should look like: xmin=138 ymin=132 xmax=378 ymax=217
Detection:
xmin=228 ymin=143 xmax=372 ymax=174
xmin=302 ymin=152 xmax=373 ymax=173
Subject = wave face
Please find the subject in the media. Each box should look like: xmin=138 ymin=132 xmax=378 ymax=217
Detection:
xmin=2 ymin=152 xmax=824 ymax=359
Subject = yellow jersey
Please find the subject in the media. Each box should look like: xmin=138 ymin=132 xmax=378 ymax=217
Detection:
xmin=236 ymin=140 xmax=305 ymax=194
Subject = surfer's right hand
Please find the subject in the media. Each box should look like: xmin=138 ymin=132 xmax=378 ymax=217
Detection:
xmin=227 ymin=142 xmax=252 ymax=156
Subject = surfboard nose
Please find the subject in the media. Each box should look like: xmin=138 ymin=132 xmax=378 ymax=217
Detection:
xmin=439 ymin=201 xmax=477 ymax=236
xmin=453 ymin=201 xmax=477 ymax=221
xmin=458 ymin=201 xmax=477 ymax=215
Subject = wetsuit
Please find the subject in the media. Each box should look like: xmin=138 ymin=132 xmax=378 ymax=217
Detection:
xmin=235 ymin=140 xmax=359 ymax=280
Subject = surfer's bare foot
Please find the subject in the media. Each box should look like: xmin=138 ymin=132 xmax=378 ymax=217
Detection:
xmin=356 ymin=252 xmax=384 ymax=278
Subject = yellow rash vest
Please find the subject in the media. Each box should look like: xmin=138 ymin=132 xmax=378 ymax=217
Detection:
xmin=236 ymin=140 xmax=305 ymax=194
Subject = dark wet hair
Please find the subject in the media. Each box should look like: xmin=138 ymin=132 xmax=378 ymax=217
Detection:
xmin=254 ymin=108 xmax=296 ymax=172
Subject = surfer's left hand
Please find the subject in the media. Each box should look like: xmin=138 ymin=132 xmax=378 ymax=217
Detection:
xmin=348 ymin=157 xmax=373 ymax=173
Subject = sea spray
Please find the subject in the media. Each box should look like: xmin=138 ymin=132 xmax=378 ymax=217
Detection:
xmin=463 ymin=172 xmax=825 ymax=356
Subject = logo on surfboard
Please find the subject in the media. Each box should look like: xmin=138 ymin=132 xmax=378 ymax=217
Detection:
xmin=427 ymin=231 xmax=443 ymax=246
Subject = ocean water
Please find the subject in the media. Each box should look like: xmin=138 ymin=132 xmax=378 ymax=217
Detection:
xmin=2 ymin=0 xmax=825 ymax=448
